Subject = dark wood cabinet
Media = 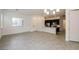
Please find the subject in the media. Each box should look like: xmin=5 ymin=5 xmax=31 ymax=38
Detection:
xmin=45 ymin=19 xmax=60 ymax=27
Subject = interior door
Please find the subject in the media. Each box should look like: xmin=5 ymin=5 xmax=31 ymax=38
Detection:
xmin=69 ymin=10 xmax=79 ymax=42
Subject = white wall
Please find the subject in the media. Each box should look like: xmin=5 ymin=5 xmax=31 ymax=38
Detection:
xmin=66 ymin=9 xmax=79 ymax=42
xmin=0 ymin=10 xmax=2 ymax=39
xmin=0 ymin=12 xmax=1 ymax=27
xmin=1 ymin=10 xmax=59 ymax=35
xmin=2 ymin=11 xmax=33 ymax=35
xmin=32 ymin=15 xmax=45 ymax=31
xmin=69 ymin=10 xmax=79 ymax=42
xmin=0 ymin=14 xmax=1 ymax=39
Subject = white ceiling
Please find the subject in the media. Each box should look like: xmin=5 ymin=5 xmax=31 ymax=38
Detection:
xmin=4 ymin=9 xmax=45 ymax=15
xmin=0 ymin=9 xmax=65 ymax=16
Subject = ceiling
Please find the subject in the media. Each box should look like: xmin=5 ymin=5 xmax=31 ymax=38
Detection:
xmin=3 ymin=9 xmax=44 ymax=15
xmin=0 ymin=9 xmax=65 ymax=16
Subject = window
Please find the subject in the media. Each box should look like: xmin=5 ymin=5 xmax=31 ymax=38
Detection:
xmin=12 ymin=18 xmax=23 ymax=27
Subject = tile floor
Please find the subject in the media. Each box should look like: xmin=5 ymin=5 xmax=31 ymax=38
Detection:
xmin=0 ymin=31 xmax=79 ymax=50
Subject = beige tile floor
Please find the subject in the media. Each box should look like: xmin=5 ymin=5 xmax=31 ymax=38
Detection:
xmin=0 ymin=31 xmax=79 ymax=50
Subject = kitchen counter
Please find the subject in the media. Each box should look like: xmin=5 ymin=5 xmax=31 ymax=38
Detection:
xmin=43 ymin=25 xmax=61 ymax=34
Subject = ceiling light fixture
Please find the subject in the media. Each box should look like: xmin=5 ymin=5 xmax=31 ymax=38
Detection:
xmin=44 ymin=9 xmax=60 ymax=15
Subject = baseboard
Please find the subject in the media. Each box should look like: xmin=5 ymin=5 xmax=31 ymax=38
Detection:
xmin=2 ymin=30 xmax=34 ymax=36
